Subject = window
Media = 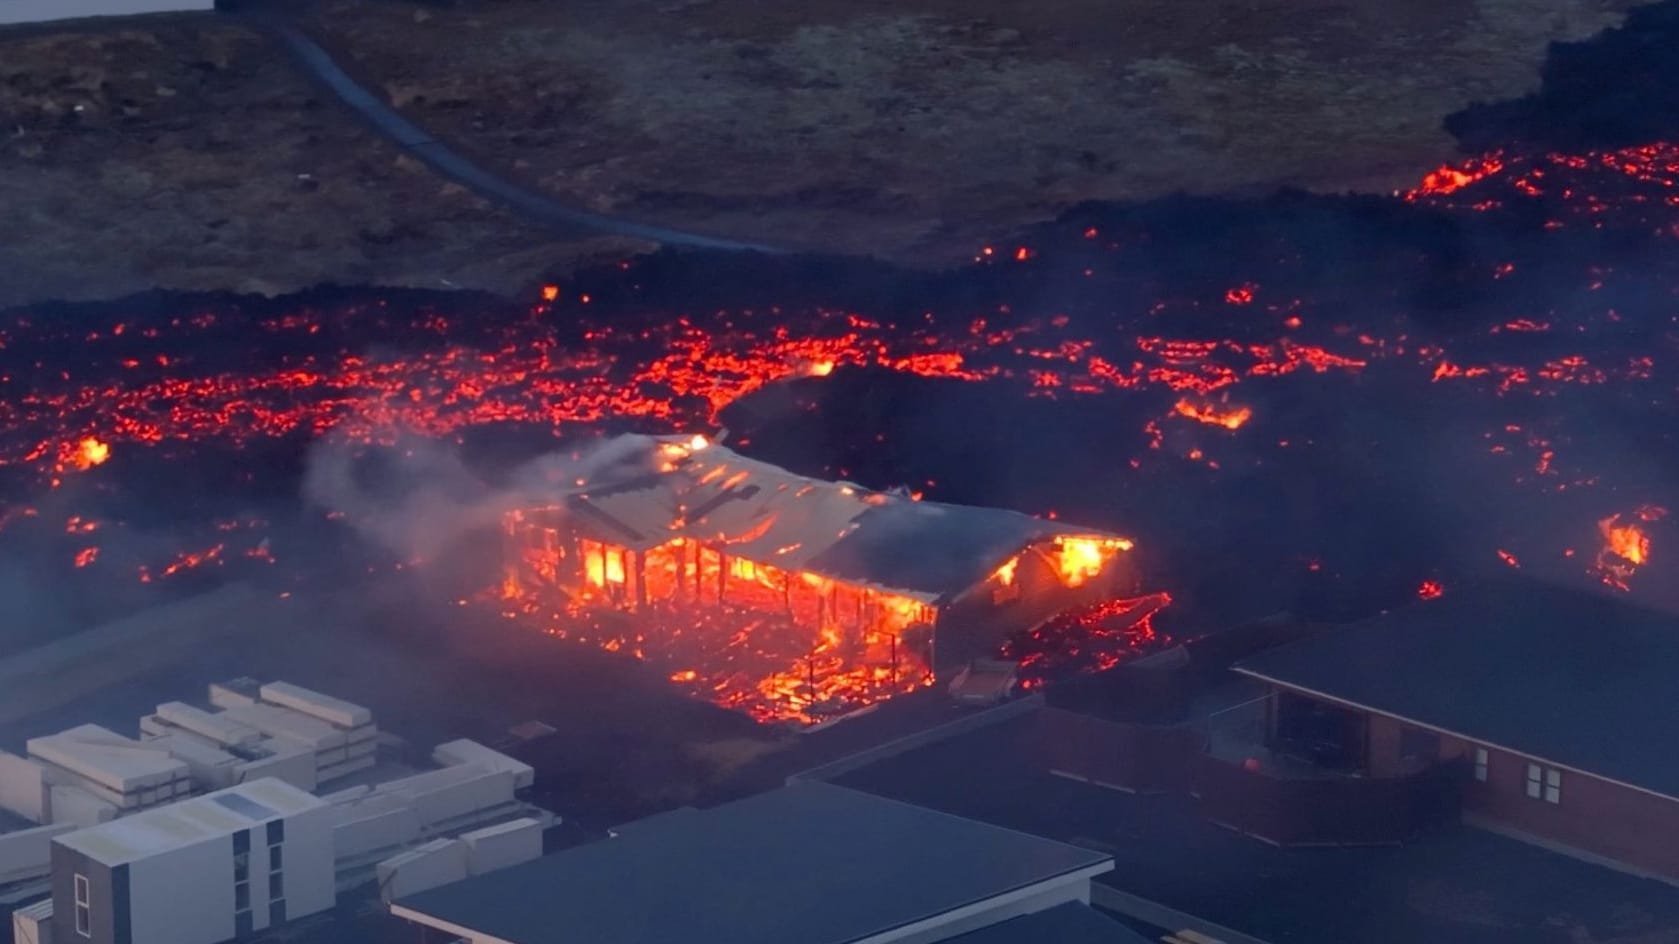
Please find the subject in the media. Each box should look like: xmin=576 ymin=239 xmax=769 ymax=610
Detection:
xmin=269 ymin=872 xmax=284 ymax=900
xmin=1473 ymin=747 xmax=1489 ymax=782
xmin=235 ymin=882 xmax=250 ymax=911
xmin=1526 ymin=763 xmax=1563 ymax=803
xmin=73 ymin=873 xmax=91 ymax=938
xmin=269 ymin=845 xmax=283 ymax=871
xmin=233 ymin=851 xmax=249 ymax=882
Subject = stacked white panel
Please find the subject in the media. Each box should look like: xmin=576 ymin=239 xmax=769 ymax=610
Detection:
xmin=431 ymin=740 xmax=535 ymax=790
xmin=0 ymin=753 xmax=50 ymax=824
xmin=460 ymin=818 xmax=542 ymax=875
xmin=375 ymin=839 xmax=468 ymax=904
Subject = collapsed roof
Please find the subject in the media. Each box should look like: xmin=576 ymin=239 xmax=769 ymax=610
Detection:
xmin=546 ymin=434 xmax=1127 ymax=603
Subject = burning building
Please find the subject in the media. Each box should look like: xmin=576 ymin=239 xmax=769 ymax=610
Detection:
xmin=500 ymin=434 xmax=1142 ymax=722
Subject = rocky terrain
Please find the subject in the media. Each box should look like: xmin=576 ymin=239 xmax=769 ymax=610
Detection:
xmin=0 ymin=20 xmax=641 ymax=310
xmin=0 ymin=0 xmax=1646 ymax=307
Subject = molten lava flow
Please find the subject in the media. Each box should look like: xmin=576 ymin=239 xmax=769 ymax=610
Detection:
xmin=1417 ymin=580 xmax=1444 ymax=600
xmin=1594 ymin=506 xmax=1666 ymax=590
xmin=1173 ymin=398 xmax=1252 ymax=430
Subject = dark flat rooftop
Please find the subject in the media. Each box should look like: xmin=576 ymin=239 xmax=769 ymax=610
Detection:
xmin=836 ymin=712 xmax=1679 ymax=944
xmin=394 ymin=781 xmax=1111 ymax=944
xmin=946 ymin=902 xmax=1151 ymax=944
xmin=1234 ymin=577 xmax=1679 ymax=797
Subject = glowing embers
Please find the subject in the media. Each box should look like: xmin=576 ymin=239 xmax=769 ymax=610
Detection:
xmin=1050 ymin=536 xmax=1132 ymax=589
xmin=1002 ymin=592 xmax=1173 ymax=688
xmin=1172 ymin=398 xmax=1252 ymax=430
xmin=1594 ymin=505 xmax=1666 ymax=590
xmin=507 ymin=527 xmax=936 ymax=723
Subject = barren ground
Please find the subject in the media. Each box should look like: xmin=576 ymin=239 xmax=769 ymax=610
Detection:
xmin=0 ymin=0 xmax=1645 ymax=307
xmin=0 ymin=20 xmax=643 ymax=310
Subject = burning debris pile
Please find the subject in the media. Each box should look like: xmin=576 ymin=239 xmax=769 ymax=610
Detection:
xmin=495 ymin=433 xmax=1144 ymax=722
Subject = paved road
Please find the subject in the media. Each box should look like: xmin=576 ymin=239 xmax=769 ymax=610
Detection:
xmin=247 ymin=14 xmax=785 ymax=256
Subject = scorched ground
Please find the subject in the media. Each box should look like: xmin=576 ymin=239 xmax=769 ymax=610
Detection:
xmin=4 ymin=16 xmax=1679 ymax=722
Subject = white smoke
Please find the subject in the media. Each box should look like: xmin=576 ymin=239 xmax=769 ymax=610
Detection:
xmin=301 ymin=432 xmax=670 ymax=563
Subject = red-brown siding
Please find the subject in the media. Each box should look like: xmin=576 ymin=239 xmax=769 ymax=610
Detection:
xmin=1436 ymin=733 xmax=1679 ymax=881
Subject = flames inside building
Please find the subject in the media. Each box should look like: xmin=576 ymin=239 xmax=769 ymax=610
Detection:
xmin=499 ymin=434 xmax=1146 ymax=722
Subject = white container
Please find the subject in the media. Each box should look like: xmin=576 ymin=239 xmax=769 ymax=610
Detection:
xmin=461 ymin=818 xmax=542 ymax=875
xmin=258 ymin=682 xmax=373 ymax=730
xmin=0 ymin=752 xmax=50 ymax=824
xmin=432 ymin=740 xmax=535 ymax=791
xmin=376 ymin=839 xmax=468 ymax=904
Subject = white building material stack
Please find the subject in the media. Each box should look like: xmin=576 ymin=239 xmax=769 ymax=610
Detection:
xmin=138 ymin=716 xmax=319 ymax=792
xmin=459 ymin=818 xmax=542 ymax=875
xmin=0 ymin=823 xmax=73 ymax=886
xmin=10 ymin=898 xmax=52 ymax=944
xmin=323 ymin=787 xmax=423 ymax=862
xmin=376 ymin=764 xmax=518 ymax=833
xmin=44 ymin=786 xmax=115 ymax=828
xmin=25 ymin=726 xmax=191 ymax=812
xmin=207 ymin=680 xmax=377 ymax=785
xmin=149 ymin=702 xmax=263 ymax=749
xmin=0 ymin=753 xmax=50 ymax=824
xmin=431 ymin=740 xmax=535 ymax=791
xmin=375 ymin=839 xmax=468 ymax=904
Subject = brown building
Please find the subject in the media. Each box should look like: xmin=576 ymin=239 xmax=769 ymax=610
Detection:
xmin=1233 ymin=578 xmax=1679 ymax=882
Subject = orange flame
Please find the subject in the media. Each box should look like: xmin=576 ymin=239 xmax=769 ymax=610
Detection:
xmin=1173 ymin=399 xmax=1252 ymax=430
xmin=1594 ymin=506 xmax=1666 ymax=589
xmin=993 ymin=556 xmax=1019 ymax=587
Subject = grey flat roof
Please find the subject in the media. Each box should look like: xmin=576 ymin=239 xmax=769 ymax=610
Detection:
xmin=394 ymin=782 xmax=1111 ymax=944
xmin=1235 ymin=578 xmax=1679 ymax=797
xmin=946 ymin=903 xmax=1151 ymax=944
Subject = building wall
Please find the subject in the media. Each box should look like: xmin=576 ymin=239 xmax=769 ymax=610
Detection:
xmin=281 ymin=803 xmax=338 ymax=922
xmin=50 ymin=841 xmax=122 ymax=944
xmin=0 ymin=0 xmax=213 ymax=25
xmin=129 ymin=837 xmax=235 ymax=944
xmin=1438 ymin=734 xmax=1679 ymax=881
xmin=51 ymin=806 xmax=336 ymax=944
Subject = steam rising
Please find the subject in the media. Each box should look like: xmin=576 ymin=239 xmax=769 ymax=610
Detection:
xmin=300 ymin=433 xmax=667 ymax=562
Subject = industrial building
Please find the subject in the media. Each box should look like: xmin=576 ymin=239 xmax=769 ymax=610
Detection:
xmin=22 ymin=778 xmax=334 ymax=944
xmin=389 ymin=781 xmax=1114 ymax=944
xmin=3 ymin=678 xmax=550 ymax=933
xmin=1233 ymin=578 xmax=1679 ymax=882
xmin=503 ymin=433 xmax=1140 ymax=717
xmin=0 ymin=0 xmax=213 ymax=25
